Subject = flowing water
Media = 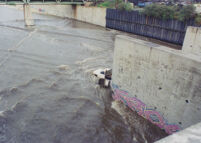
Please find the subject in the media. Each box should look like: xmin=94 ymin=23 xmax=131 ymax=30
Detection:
xmin=0 ymin=6 xmax=167 ymax=143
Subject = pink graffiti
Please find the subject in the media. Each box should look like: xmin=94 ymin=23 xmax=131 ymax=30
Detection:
xmin=39 ymin=8 xmax=45 ymax=12
xmin=164 ymin=124 xmax=181 ymax=134
xmin=112 ymin=84 xmax=180 ymax=134
xmin=144 ymin=109 xmax=165 ymax=129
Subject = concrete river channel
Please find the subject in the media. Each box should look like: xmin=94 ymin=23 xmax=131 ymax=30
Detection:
xmin=0 ymin=6 xmax=167 ymax=143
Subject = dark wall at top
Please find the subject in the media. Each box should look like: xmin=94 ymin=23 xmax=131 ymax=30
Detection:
xmin=106 ymin=9 xmax=197 ymax=45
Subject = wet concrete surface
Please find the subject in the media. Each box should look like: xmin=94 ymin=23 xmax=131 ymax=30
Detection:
xmin=0 ymin=6 xmax=167 ymax=143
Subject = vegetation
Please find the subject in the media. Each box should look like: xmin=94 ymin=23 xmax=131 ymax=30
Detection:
xmin=177 ymin=5 xmax=196 ymax=21
xmin=97 ymin=0 xmax=116 ymax=8
xmin=7 ymin=2 xmax=16 ymax=5
xmin=98 ymin=1 xmax=201 ymax=25
xmin=142 ymin=4 xmax=175 ymax=19
xmin=116 ymin=0 xmax=133 ymax=11
xmin=195 ymin=14 xmax=201 ymax=25
xmin=142 ymin=4 xmax=201 ymax=25
xmin=98 ymin=0 xmax=133 ymax=11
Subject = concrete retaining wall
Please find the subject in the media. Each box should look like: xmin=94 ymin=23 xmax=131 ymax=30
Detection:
xmin=75 ymin=6 xmax=106 ymax=27
xmin=30 ymin=5 xmax=106 ymax=27
xmin=112 ymin=32 xmax=201 ymax=134
xmin=31 ymin=5 xmax=75 ymax=18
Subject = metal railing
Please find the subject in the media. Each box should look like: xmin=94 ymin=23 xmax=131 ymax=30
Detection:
xmin=0 ymin=0 xmax=84 ymax=5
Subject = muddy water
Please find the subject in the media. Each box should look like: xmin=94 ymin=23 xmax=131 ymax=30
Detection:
xmin=0 ymin=6 xmax=167 ymax=143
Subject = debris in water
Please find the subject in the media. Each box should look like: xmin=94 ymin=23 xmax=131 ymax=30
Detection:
xmin=57 ymin=65 xmax=69 ymax=70
xmin=10 ymin=87 xmax=18 ymax=93
xmin=93 ymin=68 xmax=112 ymax=88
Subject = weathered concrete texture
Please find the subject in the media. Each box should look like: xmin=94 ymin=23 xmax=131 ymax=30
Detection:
xmin=31 ymin=5 xmax=75 ymax=18
xmin=183 ymin=26 xmax=201 ymax=57
xmin=75 ymin=6 xmax=106 ymax=27
xmin=112 ymin=35 xmax=201 ymax=133
xmin=30 ymin=5 xmax=106 ymax=27
xmin=156 ymin=122 xmax=201 ymax=143
xmin=23 ymin=4 xmax=34 ymax=26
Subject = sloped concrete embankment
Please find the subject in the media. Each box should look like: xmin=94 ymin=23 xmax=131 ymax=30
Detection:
xmin=111 ymin=26 xmax=201 ymax=135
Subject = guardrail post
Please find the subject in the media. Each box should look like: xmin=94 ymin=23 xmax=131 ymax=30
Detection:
xmin=23 ymin=4 xmax=34 ymax=26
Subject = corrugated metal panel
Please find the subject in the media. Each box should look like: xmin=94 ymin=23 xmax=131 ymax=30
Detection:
xmin=106 ymin=9 xmax=198 ymax=45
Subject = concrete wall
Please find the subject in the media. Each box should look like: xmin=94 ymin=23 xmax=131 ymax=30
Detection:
xmin=112 ymin=34 xmax=201 ymax=134
xmin=182 ymin=26 xmax=201 ymax=57
xmin=75 ymin=6 xmax=106 ymax=27
xmin=156 ymin=122 xmax=201 ymax=143
xmin=31 ymin=5 xmax=75 ymax=18
xmin=30 ymin=5 xmax=106 ymax=27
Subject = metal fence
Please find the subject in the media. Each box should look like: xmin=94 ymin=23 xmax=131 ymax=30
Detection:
xmin=106 ymin=9 xmax=197 ymax=45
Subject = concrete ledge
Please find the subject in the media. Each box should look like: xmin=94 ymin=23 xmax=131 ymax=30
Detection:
xmin=156 ymin=122 xmax=201 ymax=143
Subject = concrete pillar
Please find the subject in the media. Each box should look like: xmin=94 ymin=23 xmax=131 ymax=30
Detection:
xmin=23 ymin=4 xmax=34 ymax=26
xmin=182 ymin=26 xmax=201 ymax=57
